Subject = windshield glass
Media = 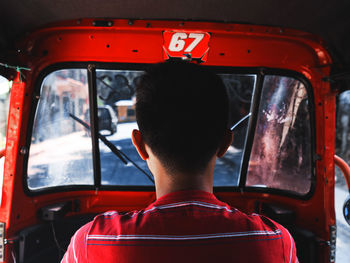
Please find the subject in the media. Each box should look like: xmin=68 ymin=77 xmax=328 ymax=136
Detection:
xmin=96 ymin=69 xmax=152 ymax=185
xmin=95 ymin=69 xmax=255 ymax=186
xmin=27 ymin=69 xmax=93 ymax=189
xmin=27 ymin=66 xmax=313 ymax=195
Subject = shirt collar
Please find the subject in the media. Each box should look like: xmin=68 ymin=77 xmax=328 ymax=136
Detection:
xmin=152 ymin=189 xmax=222 ymax=206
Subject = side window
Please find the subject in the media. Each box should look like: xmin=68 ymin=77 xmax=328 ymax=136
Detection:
xmin=0 ymin=75 xmax=11 ymax=185
xmin=27 ymin=69 xmax=93 ymax=189
xmin=247 ymin=75 xmax=312 ymax=194
xmin=0 ymin=76 xmax=10 ymax=150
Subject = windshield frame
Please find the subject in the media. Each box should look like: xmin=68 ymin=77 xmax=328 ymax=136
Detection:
xmin=23 ymin=62 xmax=316 ymax=200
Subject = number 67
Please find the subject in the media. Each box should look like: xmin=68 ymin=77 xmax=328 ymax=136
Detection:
xmin=168 ymin=33 xmax=205 ymax=52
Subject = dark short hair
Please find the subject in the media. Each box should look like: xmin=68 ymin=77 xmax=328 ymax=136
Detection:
xmin=136 ymin=61 xmax=229 ymax=174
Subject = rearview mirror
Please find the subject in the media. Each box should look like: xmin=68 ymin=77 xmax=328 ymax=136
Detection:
xmin=115 ymin=74 xmax=129 ymax=88
xmin=344 ymin=195 xmax=350 ymax=226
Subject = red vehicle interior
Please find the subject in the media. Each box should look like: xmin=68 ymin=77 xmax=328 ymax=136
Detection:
xmin=0 ymin=18 xmax=341 ymax=263
xmin=0 ymin=1 xmax=350 ymax=263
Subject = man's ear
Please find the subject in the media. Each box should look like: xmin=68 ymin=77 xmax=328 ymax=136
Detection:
xmin=217 ymin=129 xmax=234 ymax=158
xmin=131 ymin=129 xmax=149 ymax=160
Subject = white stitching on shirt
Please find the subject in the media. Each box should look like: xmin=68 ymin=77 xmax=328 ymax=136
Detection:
xmin=87 ymin=229 xmax=282 ymax=241
xmin=86 ymin=222 xmax=94 ymax=263
xmin=103 ymin=211 xmax=119 ymax=216
xmin=154 ymin=201 xmax=235 ymax=212
xmin=102 ymin=201 xmax=237 ymax=219
xmin=287 ymin=230 xmax=293 ymax=263
xmin=126 ymin=201 xmax=236 ymax=218
xmin=72 ymin=232 xmax=78 ymax=263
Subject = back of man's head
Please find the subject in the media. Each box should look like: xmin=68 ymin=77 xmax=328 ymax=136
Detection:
xmin=136 ymin=61 xmax=229 ymax=174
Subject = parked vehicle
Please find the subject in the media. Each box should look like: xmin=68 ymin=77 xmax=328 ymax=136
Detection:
xmin=0 ymin=1 xmax=349 ymax=263
xmin=98 ymin=105 xmax=118 ymax=135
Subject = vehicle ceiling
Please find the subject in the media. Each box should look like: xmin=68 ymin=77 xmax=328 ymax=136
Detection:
xmin=0 ymin=0 xmax=350 ymax=69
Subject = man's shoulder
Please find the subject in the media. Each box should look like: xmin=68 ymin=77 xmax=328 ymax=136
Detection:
xmin=89 ymin=210 xmax=124 ymax=232
xmin=85 ymin=194 xmax=286 ymax=235
xmin=63 ymin=193 xmax=298 ymax=263
xmin=77 ymin=190 xmax=289 ymax=240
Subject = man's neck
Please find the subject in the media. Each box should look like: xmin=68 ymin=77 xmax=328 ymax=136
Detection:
xmin=142 ymin=144 xmax=217 ymax=199
xmin=148 ymin=158 xmax=216 ymax=199
xmin=155 ymin=175 xmax=213 ymax=199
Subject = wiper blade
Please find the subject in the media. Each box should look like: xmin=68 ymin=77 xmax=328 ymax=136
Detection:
xmin=69 ymin=113 xmax=155 ymax=184
xmin=69 ymin=113 xmax=127 ymax=163
xmin=230 ymin=113 xmax=251 ymax=131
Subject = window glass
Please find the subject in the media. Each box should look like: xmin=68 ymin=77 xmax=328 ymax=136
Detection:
xmin=28 ymin=67 xmax=311 ymax=193
xmin=0 ymin=75 xmax=11 ymax=202
xmin=27 ymin=69 xmax=93 ymax=189
xmin=247 ymin=75 xmax=312 ymax=194
xmin=0 ymin=75 xmax=10 ymax=149
xmin=96 ymin=70 xmax=153 ymax=185
xmin=214 ymin=74 xmax=255 ymax=186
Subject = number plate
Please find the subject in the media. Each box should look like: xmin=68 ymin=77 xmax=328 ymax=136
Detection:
xmin=163 ymin=31 xmax=210 ymax=62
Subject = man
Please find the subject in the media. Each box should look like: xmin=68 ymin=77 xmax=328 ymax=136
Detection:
xmin=62 ymin=61 xmax=298 ymax=262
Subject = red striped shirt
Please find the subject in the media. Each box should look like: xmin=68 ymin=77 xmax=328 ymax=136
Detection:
xmin=62 ymin=190 xmax=298 ymax=263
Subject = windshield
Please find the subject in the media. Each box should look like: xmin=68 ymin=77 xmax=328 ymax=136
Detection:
xmin=94 ymin=69 xmax=256 ymax=186
xmin=27 ymin=66 xmax=313 ymax=196
xmin=27 ymin=69 xmax=94 ymax=188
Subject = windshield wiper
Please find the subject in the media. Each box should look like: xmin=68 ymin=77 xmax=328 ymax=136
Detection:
xmin=230 ymin=113 xmax=251 ymax=131
xmin=69 ymin=113 xmax=155 ymax=184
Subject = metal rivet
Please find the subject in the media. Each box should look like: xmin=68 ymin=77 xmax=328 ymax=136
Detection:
xmin=20 ymin=146 xmax=28 ymax=155
xmin=88 ymin=64 xmax=95 ymax=72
